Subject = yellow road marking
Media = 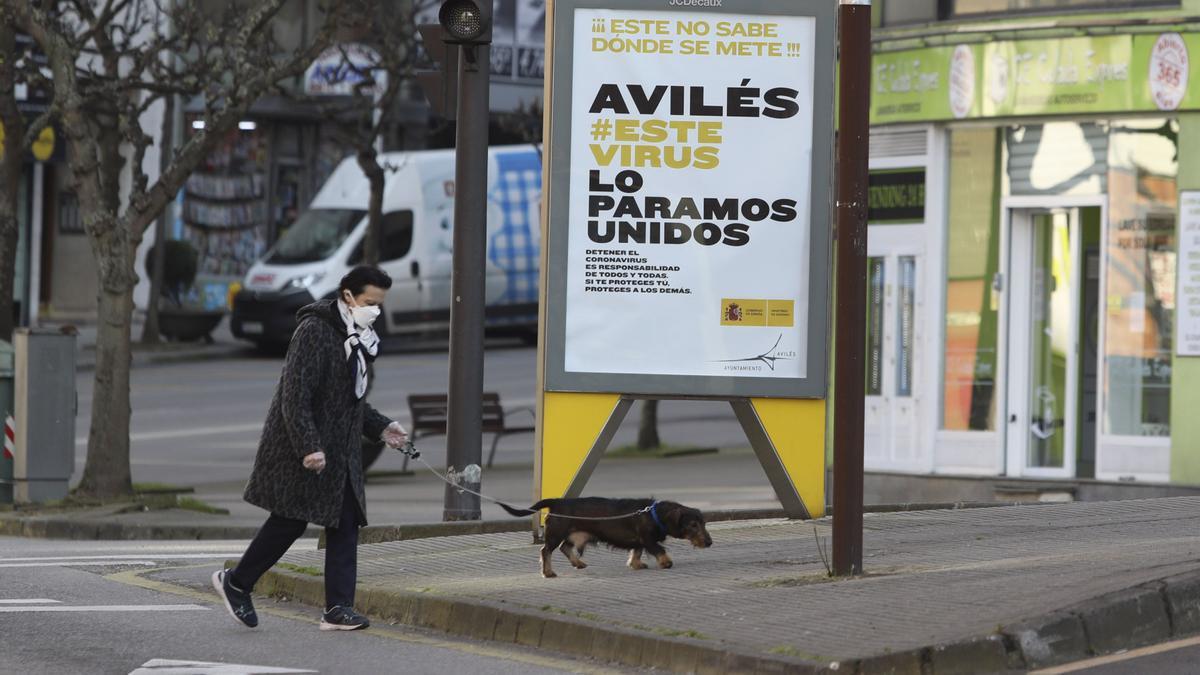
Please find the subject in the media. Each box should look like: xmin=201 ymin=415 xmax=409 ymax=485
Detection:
xmin=105 ymin=565 xmax=627 ymax=675
xmin=1030 ymin=634 xmax=1200 ymax=674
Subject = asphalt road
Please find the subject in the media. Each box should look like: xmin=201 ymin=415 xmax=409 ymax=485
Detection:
xmin=0 ymin=535 xmax=634 ymax=675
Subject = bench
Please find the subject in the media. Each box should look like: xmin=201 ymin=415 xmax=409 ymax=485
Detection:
xmin=404 ymin=392 xmax=536 ymax=469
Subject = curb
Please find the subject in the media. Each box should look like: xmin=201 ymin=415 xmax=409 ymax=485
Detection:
xmin=0 ymin=500 xmax=1040 ymax=543
xmin=329 ymin=501 xmax=1038 ymax=549
xmin=76 ymin=345 xmax=248 ymax=372
xmin=250 ymin=563 xmax=1200 ymax=674
xmin=250 ymin=564 xmax=839 ymax=674
xmin=852 ymin=570 xmax=1200 ymax=673
xmin=0 ymin=515 xmax=266 ymax=540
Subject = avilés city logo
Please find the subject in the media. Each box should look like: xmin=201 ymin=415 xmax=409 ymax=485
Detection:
xmin=715 ymin=335 xmax=794 ymax=371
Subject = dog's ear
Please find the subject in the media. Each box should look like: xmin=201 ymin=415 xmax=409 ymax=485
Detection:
xmin=662 ymin=503 xmax=685 ymax=533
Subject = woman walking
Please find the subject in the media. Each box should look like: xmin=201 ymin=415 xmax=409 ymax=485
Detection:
xmin=213 ymin=265 xmax=408 ymax=631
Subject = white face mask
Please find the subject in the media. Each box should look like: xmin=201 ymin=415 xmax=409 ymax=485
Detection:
xmin=345 ymin=295 xmax=381 ymax=328
xmin=351 ymin=304 xmax=380 ymax=328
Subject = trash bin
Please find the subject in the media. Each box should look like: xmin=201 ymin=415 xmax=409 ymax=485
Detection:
xmin=13 ymin=329 xmax=76 ymax=503
xmin=0 ymin=340 xmax=13 ymax=505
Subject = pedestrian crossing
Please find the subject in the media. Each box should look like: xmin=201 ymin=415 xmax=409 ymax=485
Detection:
xmin=0 ymin=552 xmax=244 ymax=568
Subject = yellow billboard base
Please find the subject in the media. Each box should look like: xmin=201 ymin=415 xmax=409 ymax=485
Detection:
xmin=535 ymin=391 xmax=825 ymax=527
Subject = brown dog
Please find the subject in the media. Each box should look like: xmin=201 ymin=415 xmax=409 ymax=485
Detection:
xmin=502 ymin=497 xmax=713 ymax=578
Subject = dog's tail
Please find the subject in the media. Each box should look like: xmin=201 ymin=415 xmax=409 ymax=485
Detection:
xmin=497 ymin=502 xmax=537 ymax=517
xmin=497 ymin=498 xmax=562 ymax=518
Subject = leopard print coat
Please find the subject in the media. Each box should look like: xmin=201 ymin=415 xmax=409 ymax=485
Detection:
xmin=243 ymin=299 xmax=393 ymax=528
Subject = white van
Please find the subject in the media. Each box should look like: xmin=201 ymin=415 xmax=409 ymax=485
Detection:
xmin=230 ymin=145 xmax=542 ymax=349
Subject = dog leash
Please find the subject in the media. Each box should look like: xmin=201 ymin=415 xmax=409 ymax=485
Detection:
xmin=398 ymin=441 xmax=657 ymax=522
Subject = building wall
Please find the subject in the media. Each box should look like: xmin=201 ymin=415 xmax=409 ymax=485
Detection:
xmin=1171 ymin=112 xmax=1200 ymax=483
xmin=870 ymin=0 xmax=1200 ymax=484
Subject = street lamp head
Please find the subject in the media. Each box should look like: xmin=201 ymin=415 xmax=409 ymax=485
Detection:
xmin=439 ymin=0 xmax=492 ymax=45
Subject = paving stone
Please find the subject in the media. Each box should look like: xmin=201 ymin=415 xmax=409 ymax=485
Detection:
xmin=267 ymin=497 xmax=1200 ymax=666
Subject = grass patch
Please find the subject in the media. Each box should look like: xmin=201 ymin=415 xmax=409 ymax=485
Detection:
xmin=769 ymin=645 xmax=827 ymax=660
xmin=749 ymin=573 xmax=834 ymax=588
xmin=631 ymin=623 xmax=711 ymax=640
xmin=533 ymin=603 xmax=710 ymax=640
xmin=606 ymin=444 xmax=719 ymax=459
xmin=540 ymin=600 xmax=600 ymax=619
xmin=176 ymin=497 xmax=230 ymax=515
xmin=750 ymin=568 xmax=900 ymax=589
xmin=276 ymin=562 xmax=322 ymax=577
xmin=132 ymin=482 xmax=194 ymax=494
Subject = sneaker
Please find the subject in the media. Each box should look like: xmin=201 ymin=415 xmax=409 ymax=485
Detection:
xmin=211 ymin=569 xmax=258 ymax=628
xmin=320 ymin=605 xmax=370 ymax=631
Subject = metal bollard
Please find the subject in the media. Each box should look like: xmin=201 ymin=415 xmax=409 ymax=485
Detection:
xmin=0 ymin=340 xmax=13 ymax=504
xmin=13 ymin=329 xmax=77 ymax=503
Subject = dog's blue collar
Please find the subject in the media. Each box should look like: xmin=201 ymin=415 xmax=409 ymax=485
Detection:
xmin=648 ymin=501 xmax=666 ymax=536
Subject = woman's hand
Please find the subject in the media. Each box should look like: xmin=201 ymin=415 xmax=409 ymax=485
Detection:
xmin=382 ymin=422 xmax=409 ymax=449
xmin=302 ymin=451 xmax=326 ymax=473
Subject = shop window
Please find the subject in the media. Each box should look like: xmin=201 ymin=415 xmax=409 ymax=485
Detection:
xmin=949 ymin=0 xmax=1176 ymax=16
xmin=58 ymin=192 xmax=84 ymax=235
xmin=866 ymin=257 xmax=885 ymax=397
xmin=897 ymin=256 xmax=917 ymax=398
xmin=1007 ymin=122 xmax=1107 ymax=197
xmin=880 ymin=0 xmax=939 ymax=25
xmin=942 ymin=128 xmax=1002 ymax=431
xmin=1103 ymin=119 xmax=1177 ymax=438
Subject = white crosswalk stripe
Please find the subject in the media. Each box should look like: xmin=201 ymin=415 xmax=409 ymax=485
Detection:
xmin=0 ymin=553 xmax=243 ymax=563
xmin=0 ymin=561 xmax=159 ymax=568
xmin=0 ymin=604 xmax=210 ymax=613
xmin=129 ymin=659 xmax=315 ymax=674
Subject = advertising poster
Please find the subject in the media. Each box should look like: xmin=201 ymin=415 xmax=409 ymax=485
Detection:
xmin=416 ymin=0 xmax=545 ymax=80
xmin=560 ymin=8 xmax=821 ymax=383
xmin=1177 ymin=191 xmax=1200 ymax=356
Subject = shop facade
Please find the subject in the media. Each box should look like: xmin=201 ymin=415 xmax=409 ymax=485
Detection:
xmin=868 ymin=8 xmax=1200 ymax=485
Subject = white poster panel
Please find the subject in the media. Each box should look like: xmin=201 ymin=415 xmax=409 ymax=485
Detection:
xmin=1176 ymin=190 xmax=1200 ymax=356
xmin=563 ymin=9 xmax=816 ymax=380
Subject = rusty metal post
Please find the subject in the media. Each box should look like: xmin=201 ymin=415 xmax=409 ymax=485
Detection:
xmin=832 ymin=0 xmax=871 ymax=576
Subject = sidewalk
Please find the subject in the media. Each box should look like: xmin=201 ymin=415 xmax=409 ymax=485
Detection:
xmin=44 ymin=313 xmax=249 ymax=372
xmin=250 ymin=497 xmax=1200 ymax=673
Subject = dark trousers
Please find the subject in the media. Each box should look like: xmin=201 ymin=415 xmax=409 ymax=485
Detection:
xmin=230 ymin=481 xmax=362 ymax=610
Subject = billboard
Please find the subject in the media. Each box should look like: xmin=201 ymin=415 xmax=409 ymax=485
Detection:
xmin=542 ymin=0 xmax=835 ymax=398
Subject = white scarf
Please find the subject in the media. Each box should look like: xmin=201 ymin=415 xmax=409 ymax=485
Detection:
xmin=338 ymin=300 xmax=380 ymax=400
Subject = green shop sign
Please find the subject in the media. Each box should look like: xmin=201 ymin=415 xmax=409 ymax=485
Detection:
xmin=872 ymin=33 xmax=1193 ymax=124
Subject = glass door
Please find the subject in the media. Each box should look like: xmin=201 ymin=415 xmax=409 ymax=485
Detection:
xmin=1005 ymin=208 xmax=1080 ymax=478
xmin=864 ymin=228 xmax=925 ymax=470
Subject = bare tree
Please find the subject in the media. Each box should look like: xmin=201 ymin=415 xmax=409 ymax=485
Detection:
xmin=310 ymin=0 xmax=422 ymax=266
xmin=10 ymin=0 xmax=347 ymax=499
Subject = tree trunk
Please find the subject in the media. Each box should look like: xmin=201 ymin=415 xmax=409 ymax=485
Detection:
xmin=70 ymin=116 xmax=136 ymax=500
xmin=0 ymin=206 xmax=19 ymax=343
xmin=637 ymin=400 xmax=660 ymax=450
xmin=75 ymin=262 xmax=135 ymax=499
xmin=356 ymin=147 xmax=385 ymax=266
